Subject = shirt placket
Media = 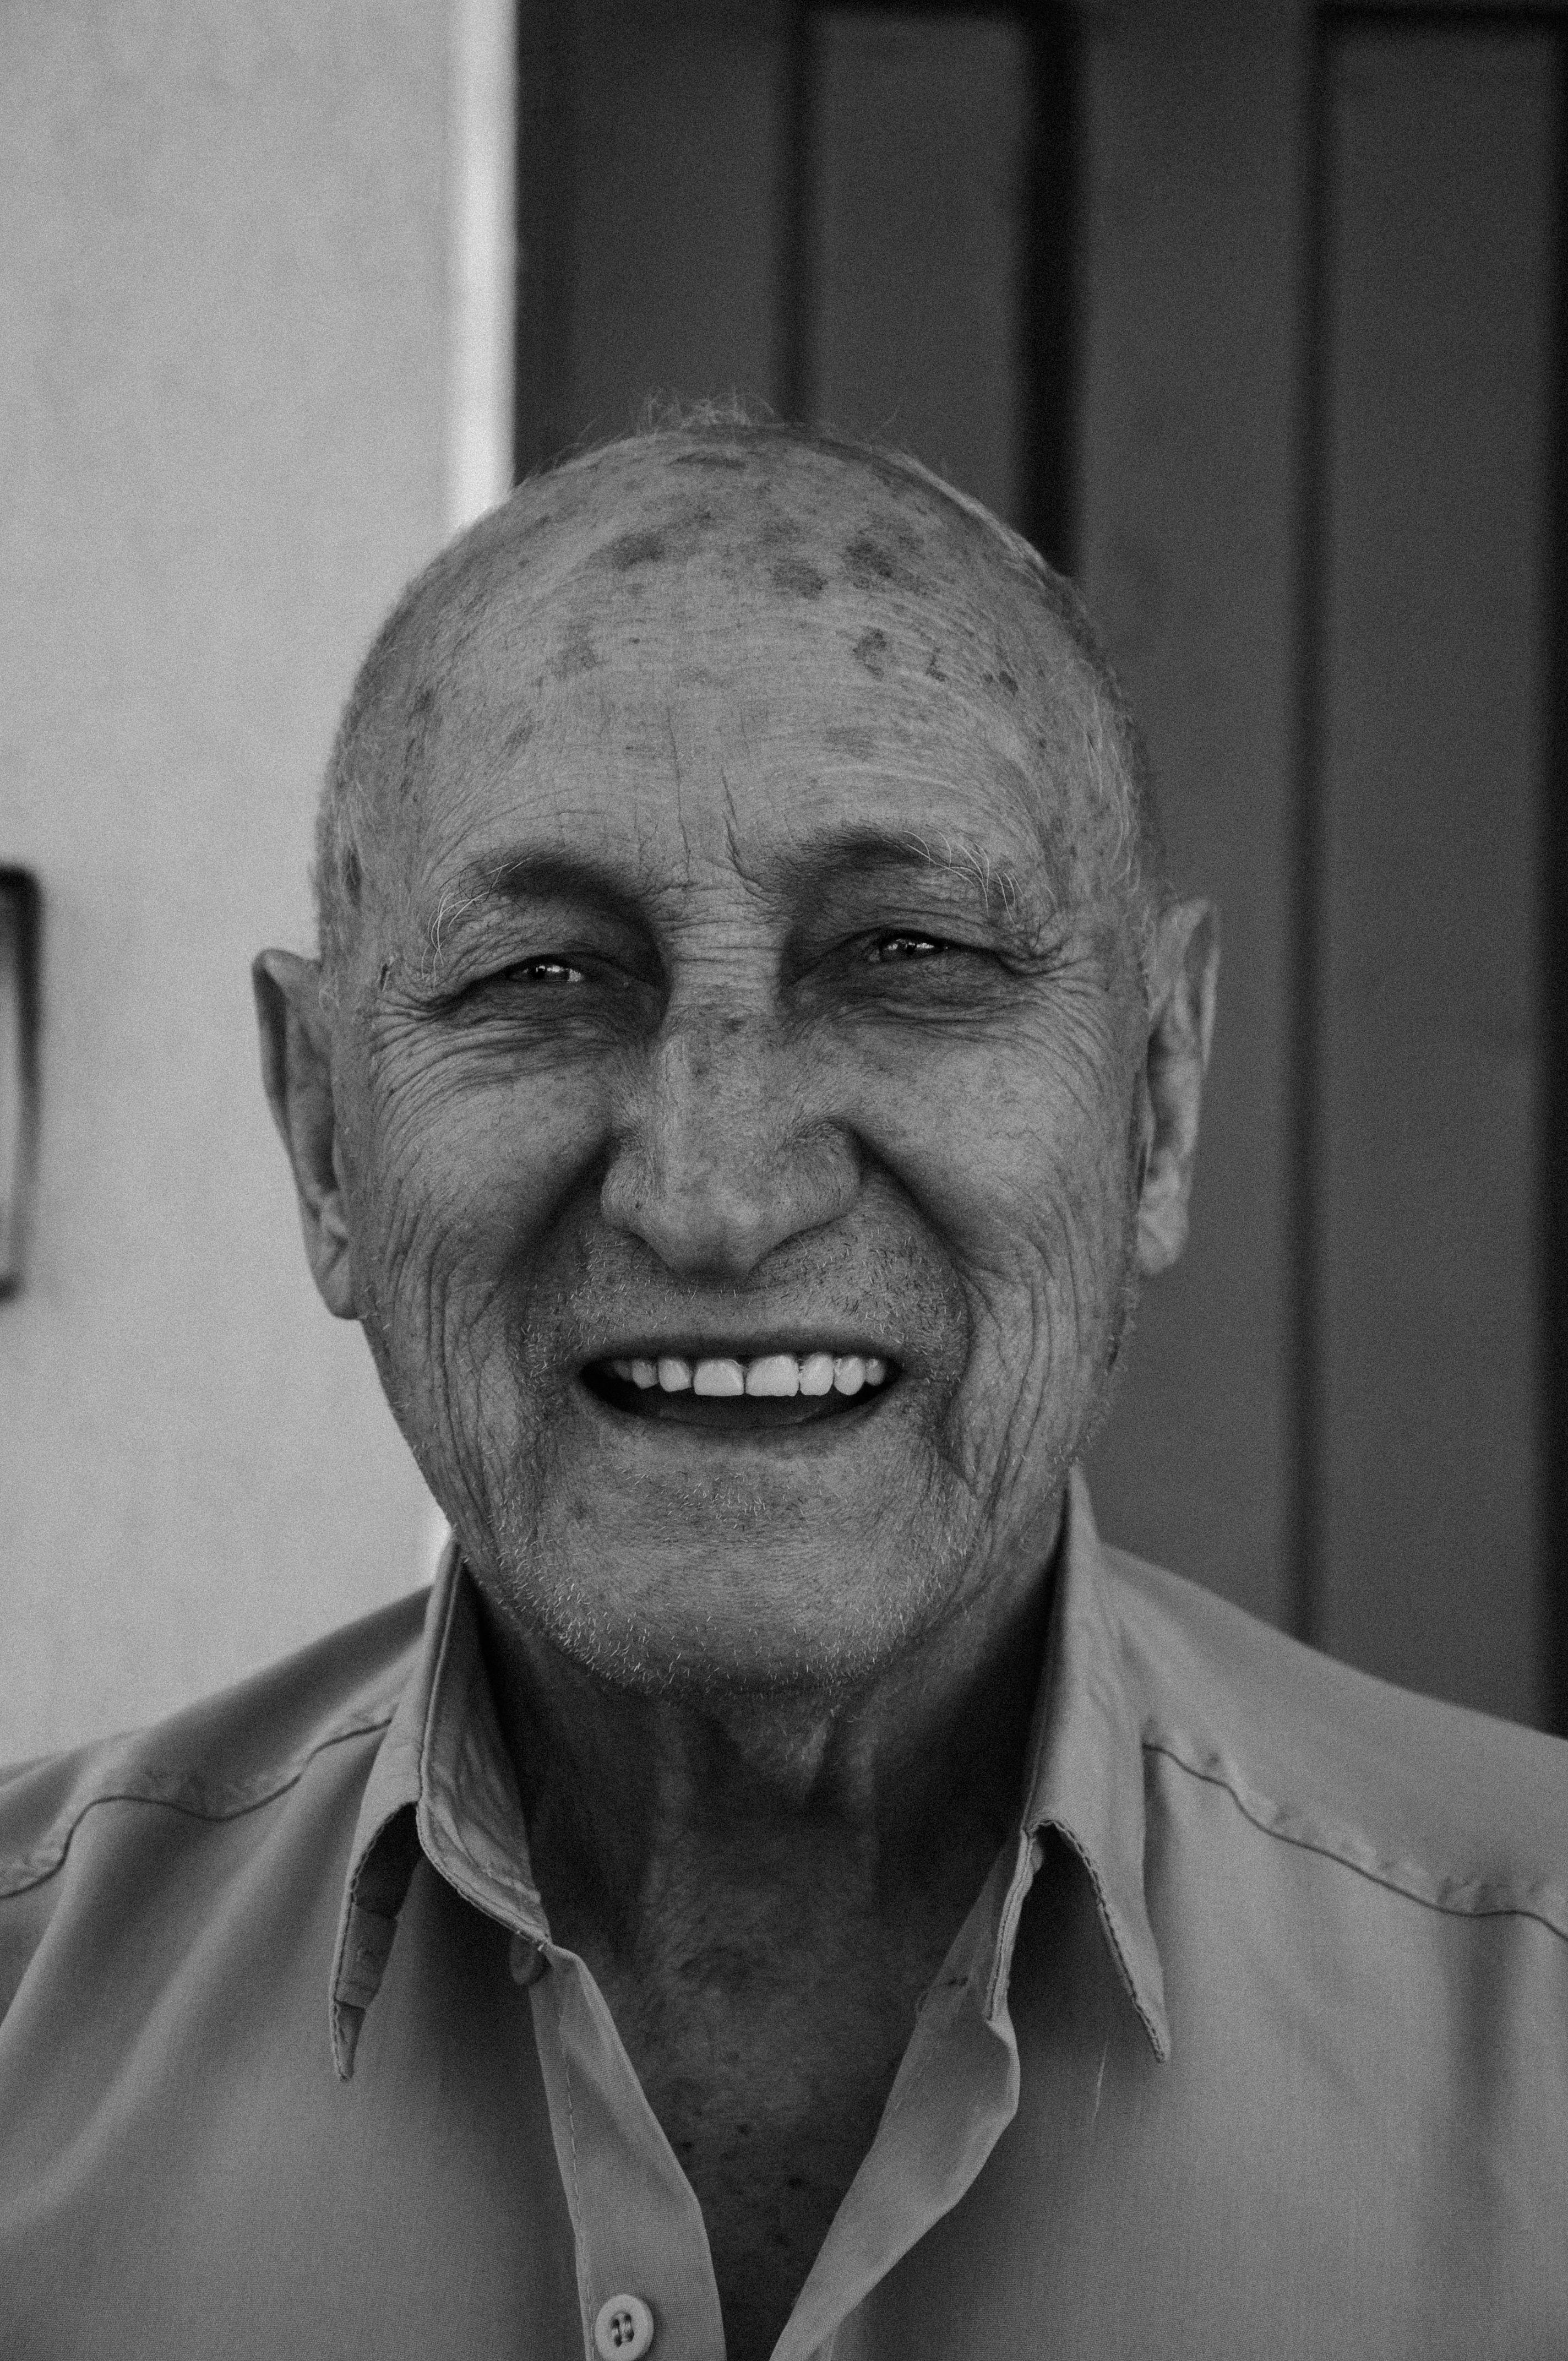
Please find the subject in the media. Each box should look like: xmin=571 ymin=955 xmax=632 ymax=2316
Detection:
xmin=514 ymin=1826 xmax=1036 ymax=2361
xmin=389 ymin=1575 xmax=725 ymax=2361
xmin=519 ymin=1931 xmax=727 ymax=2361
xmin=771 ymin=1826 xmax=1044 ymax=2361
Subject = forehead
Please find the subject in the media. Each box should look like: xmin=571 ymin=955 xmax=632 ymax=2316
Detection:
xmin=382 ymin=439 xmax=1107 ymax=909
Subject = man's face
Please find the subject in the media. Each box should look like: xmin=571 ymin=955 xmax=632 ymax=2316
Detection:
xmin=327 ymin=444 xmax=1151 ymax=1694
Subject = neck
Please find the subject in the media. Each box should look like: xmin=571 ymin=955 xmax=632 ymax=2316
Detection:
xmin=473 ymin=1491 xmax=1064 ymax=1955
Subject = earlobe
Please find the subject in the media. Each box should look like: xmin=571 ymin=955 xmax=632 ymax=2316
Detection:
xmin=1135 ymin=900 xmax=1219 ymax=1279
xmin=252 ymin=949 xmax=360 ymax=1319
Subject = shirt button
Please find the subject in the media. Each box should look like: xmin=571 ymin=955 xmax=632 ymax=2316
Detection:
xmin=594 ymin=2293 xmax=655 ymax=2358
xmin=509 ymin=1931 xmax=547 ymax=1986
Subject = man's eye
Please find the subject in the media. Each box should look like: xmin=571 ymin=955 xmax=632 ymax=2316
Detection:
xmin=500 ymin=957 xmax=586 ymax=986
xmin=866 ymin=933 xmax=949 ymax=963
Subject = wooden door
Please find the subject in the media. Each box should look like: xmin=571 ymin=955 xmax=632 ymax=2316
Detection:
xmin=513 ymin=0 xmax=1568 ymax=1727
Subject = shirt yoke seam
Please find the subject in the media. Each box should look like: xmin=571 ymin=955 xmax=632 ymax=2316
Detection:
xmin=1144 ymin=1734 xmax=1568 ymax=1945
xmin=0 ymin=1704 xmax=399 ymax=1901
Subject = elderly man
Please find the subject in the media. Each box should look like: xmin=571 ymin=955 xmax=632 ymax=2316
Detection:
xmin=2 ymin=418 xmax=1565 ymax=2359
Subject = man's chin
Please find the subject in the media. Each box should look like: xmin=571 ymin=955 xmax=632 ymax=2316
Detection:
xmin=451 ymin=1371 xmax=994 ymax=1696
xmin=483 ymin=1511 xmax=968 ymax=1704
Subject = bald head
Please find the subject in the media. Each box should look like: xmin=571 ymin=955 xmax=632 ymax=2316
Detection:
xmin=314 ymin=418 xmax=1164 ymax=994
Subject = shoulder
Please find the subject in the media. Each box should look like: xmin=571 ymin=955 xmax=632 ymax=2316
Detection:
xmin=0 ymin=1589 xmax=429 ymax=1907
xmin=1102 ymin=1540 xmax=1568 ymax=1939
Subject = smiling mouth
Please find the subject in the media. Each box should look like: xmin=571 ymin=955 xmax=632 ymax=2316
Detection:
xmin=582 ymin=1348 xmax=899 ymax=1432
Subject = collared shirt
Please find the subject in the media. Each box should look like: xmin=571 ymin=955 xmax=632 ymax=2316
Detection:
xmin=2 ymin=1469 xmax=1566 ymax=2358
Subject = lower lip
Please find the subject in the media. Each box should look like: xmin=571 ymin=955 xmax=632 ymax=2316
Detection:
xmin=578 ymin=1367 xmax=899 ymax=1446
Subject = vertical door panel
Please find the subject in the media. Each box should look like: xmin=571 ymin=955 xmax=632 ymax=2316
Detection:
xmin=1077 ymin=2 xmax=1312 ymax=1629
xmin=809 ymin=13 xmax=1030 ymax=525
xmin=1316 ymin=31 xmax=1558 ymax=1721
xmin=565 ymin=0 xmax=792 ymax=439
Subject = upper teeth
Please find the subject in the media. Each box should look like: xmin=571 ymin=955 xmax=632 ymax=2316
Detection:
xmin=607 ymin=1351 xmax=890 ymax=1399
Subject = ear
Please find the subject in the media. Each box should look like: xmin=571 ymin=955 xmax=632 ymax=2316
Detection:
xmin=1134 ymin=899 xmax=1219 ymax=1277
xmin=252 ymin=949 xmax=359 ymax=1319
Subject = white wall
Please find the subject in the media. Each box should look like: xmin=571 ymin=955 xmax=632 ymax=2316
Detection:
xmin=0 ymin=0 xmax=511 ymax=1756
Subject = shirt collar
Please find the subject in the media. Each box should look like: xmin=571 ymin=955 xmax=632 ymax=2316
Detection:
xmin=330 ymin=1463 xmax=1169 ymax=2079
xmin=330 ymin=1549 xmax=547 ymax=2077
xmin=1022 ymin=1467 xmax=1170 ymax=2058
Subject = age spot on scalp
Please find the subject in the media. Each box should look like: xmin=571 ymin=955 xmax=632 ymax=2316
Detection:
xmin=853 ymin=628 xmax=891 ymax=678
xmin=770 ymin=556 xmax=826 ymax=599
xmin=602 ymin=527 xmax=666 ymax=572
xmin=843 ymin=534 xmax=899 ymax=589
xmin=549 ymin=618 xmax=601 ymax=680
xmin=825 ymin=723 xmax=876 ymax=757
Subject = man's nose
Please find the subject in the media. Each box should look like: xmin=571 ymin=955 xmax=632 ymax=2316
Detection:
xmin=600 ymin=1014 xmax=859 ymax=1280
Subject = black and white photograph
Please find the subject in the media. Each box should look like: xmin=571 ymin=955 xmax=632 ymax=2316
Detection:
xmin=2 ymin=2 xmax=1566 ymax=2352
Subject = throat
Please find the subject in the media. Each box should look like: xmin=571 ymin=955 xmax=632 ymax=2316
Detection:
xmin=582 ymin=1875 xmax=941 ymax=2361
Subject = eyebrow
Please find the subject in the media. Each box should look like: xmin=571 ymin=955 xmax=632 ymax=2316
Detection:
xmin=421 ymin=851 xmax=651 ymax=962
xmin=772 ymin=824 xmax=1055 ymax=947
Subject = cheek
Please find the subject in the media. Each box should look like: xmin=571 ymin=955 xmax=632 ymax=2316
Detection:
xmin=350 ymin=1049 xmax=606 ymax=1361
xmin=931 ymin=1047 xmax=1136 ymax=1476
xmin=852 ymin=999 xmax=1135 ymax=1302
